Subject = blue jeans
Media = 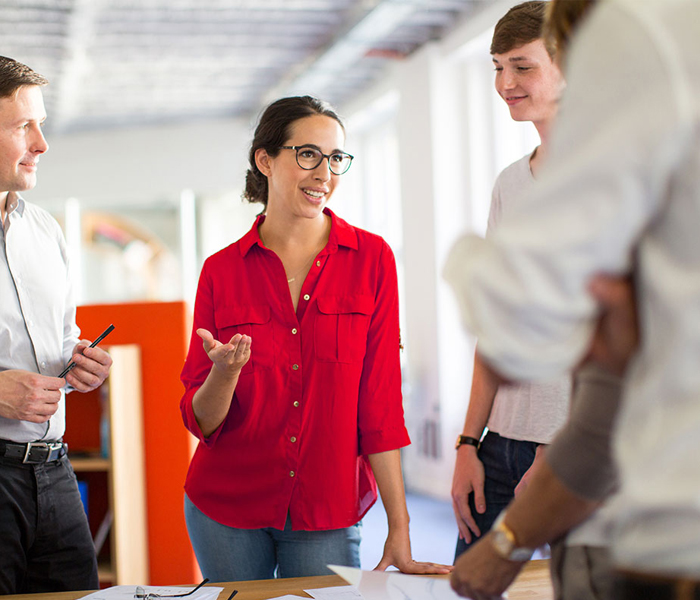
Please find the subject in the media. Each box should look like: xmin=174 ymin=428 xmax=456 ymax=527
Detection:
xmin=454 ymin=431 xmax=538 ymax=561
xmin=184 ymin=494 xmax=362 ymax=581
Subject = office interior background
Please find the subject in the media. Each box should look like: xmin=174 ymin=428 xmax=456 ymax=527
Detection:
xmin=2 ymin=0 xmax=541 ymax=583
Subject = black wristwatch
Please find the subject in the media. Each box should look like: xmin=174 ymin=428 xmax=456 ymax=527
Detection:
xmin=455 ymin=434 xmax=480 ymax=450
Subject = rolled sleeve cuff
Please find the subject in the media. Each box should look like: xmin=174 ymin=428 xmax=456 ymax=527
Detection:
xmin=547 ymin=364 xmax=622 ymax=501
xmin=180 ymin=389 xmax=224 ymax=447
xmin=359 ymin=426 xmax=410 ymax=456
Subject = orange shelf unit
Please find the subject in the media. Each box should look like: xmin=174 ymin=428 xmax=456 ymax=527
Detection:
xmin=71 ymin=301 xmax=197 ymax=586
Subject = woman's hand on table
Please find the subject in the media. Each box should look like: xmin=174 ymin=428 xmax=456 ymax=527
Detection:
xmin=374 ymin=529 xmax=453 ymax=574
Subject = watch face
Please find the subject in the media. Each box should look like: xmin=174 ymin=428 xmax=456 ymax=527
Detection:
xmin=492 ymin=529 xmax=513 ymax=558
xmin=492 ymin=528 xmax=534 ymax=561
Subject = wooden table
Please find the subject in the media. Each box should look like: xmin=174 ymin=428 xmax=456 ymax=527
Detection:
xmin=4 ymin=559 xmax=553 ymax=600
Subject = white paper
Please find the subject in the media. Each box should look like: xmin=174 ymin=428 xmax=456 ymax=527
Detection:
xmin=329 ymin=565 xmax=462 ymax=600
xmin=305 ymin=584 xmax=363 ymax=599
xmin=78 ymin=584 xmax=223 ymax=600
xmin=264 ymin=596 xmax=307 ymax=600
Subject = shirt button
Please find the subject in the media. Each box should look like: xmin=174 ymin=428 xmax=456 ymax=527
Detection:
xmin=290 ymin=436 xmax=297 ymax=443
xmin=292 ymin=364 xmax=299 ymax=371
xmin=303 ymin=294 xmax=310 ymax=301
xmin=41 ymin=361 xmax=47 ymax=369
xmin=316 ymin=261 xmax=321 ymax=267
xmin=293 ymin=401 xmax=300 ymax=407
xmin=290 ymin=471 xmax=295 ymax=477
xmin=292 ymin=328 xmax=298 ymax=335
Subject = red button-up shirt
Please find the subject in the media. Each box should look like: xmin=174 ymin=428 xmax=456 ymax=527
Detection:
xmin=181 ymin=209 xmax=410 ymax=531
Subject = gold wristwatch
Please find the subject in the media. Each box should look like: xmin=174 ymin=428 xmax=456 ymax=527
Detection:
xmin=490 ymin=511 xmax=536 ymax=562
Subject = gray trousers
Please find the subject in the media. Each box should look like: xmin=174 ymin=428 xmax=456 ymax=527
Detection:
xmin=551 ymin=541 xmax=614 ymax=600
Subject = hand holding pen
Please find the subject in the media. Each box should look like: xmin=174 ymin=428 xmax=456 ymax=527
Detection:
xmin=61 ymin=324 xmax=115 ymax=392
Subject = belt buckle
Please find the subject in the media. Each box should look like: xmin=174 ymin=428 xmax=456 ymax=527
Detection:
xmin=23 ymin=442 xmax=48 ymax=463
xmin=22 ymin=442 xmax=62 ymax=464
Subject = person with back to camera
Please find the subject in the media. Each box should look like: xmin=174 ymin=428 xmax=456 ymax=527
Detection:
xmin=446 ymin=0 xmax=700 ymax=596
xmin=452 ymin=1 xmax=571 ymax=560
xmin=180 ymin=95 xmax=451 ymax=581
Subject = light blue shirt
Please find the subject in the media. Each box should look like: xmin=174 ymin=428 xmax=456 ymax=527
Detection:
xmin=0 ymin=192 xmax=80 ymax=442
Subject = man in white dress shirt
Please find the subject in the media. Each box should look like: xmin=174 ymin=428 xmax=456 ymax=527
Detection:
xmin=0 ymin=56 xmax=112 ymax=594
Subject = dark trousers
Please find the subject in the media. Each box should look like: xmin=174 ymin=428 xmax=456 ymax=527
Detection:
xmin=0 ymin=454 xmax=98 ymax=594
xmin=613 ymin=571 xmax=700 ymax=600
xmin=454 ymin=431 xmax=538 ymax=560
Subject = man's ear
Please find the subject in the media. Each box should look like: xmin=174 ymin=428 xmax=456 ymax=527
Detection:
xmin=255 ymin=148 xmax=272 ymax=177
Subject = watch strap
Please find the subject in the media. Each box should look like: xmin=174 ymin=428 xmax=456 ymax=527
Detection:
xmin=455 ymin=434 xmax=480 ymax=450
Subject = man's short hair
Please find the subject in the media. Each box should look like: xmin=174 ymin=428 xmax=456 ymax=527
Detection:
xmin=0 ymin=56 xmax=48 ymax=99
xmin=491 ymin=1 xmax=553 ymax=58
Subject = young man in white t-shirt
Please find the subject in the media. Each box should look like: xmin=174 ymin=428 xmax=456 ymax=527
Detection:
xmin=452 ymin=0 xmax=569 ymax=559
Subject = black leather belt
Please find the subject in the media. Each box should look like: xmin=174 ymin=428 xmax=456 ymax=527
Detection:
xmin=615 ymin=571 xmax=700 ymax=600
xmin=0 ymin=439 xmax=68 ymax=464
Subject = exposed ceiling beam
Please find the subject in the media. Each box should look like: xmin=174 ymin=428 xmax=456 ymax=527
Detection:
xmin=52 ymin=0 xmax=101 ymax=132
xmin=264 ymin=0 xmax=455 ymax=104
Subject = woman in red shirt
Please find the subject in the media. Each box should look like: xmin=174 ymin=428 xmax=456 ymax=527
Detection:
xmin=181 ymin=96 xmax=450 ymax=581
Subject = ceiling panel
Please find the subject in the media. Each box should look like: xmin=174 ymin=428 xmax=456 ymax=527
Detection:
xmin=0 ymin=0 xmax=487 ymax=134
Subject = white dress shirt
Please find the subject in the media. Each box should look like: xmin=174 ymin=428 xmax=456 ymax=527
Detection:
xmin=0 ymin=193 xmax=80 ymax=442
xmin=445 ymin=0 xmax=700 ymax=576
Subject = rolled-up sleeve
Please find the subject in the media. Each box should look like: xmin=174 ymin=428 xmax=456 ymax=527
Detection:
xmin=357 ymin=241 xmax=410 ymax=455
xmin=548 ymin=364 xmax=622 ymax=501
xmin=180 ymin=261 xmax=226 ymax=446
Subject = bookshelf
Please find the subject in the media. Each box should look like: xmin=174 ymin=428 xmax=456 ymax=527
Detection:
xmin=66 ymin=344 xmax=148 ymax=585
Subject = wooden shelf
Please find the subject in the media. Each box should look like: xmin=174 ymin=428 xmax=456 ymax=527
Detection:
xmin=70 ymin=456 xmax=111 ymax=472
xmin=65 ymin=344 xmax=148 ymax=585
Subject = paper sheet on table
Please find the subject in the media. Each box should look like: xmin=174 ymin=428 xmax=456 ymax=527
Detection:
xmin=305 ymin=584 xmax=363 ymax=599
xmin=329 ymin=565 xmax=463 ymax=600
xmin=78 ymin=584 xmax=223 ymax=600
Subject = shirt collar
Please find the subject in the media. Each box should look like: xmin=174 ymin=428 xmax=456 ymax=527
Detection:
xmin=239 ymin=207 xmax=358 ymax=257
xmin=2 ymin=192 xmax=25 ymax=219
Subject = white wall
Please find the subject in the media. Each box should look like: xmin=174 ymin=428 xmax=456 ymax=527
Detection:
xmin=26 ymin=117 xmax=251 ymax=206
xmin=340 ymin=0 xmax=533 ymax=499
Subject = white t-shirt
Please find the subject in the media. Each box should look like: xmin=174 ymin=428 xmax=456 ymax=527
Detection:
xmin=486 ymin=153 xmax=571 ymax=444
xmin=445 ymin=0 xmax=700 ymax=575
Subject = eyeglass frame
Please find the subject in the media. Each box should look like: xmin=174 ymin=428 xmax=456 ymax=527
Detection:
xmin=134 ymin=578 xmax=209 ymax=599
xmin=278 ymin=145 xmax=354 ymax=175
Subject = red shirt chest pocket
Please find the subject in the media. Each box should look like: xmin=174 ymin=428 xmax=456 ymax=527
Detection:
xmin=314 ymin=295 xmax=374 ymax=364
xmin=214 ymin=304 xmax=275 ymax=373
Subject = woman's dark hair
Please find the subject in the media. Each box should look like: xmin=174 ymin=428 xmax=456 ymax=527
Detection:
xmin=243 ymin=95 xmax=345 ymax=207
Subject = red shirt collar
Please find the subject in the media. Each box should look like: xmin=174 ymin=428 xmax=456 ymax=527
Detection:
xmin=239 ymin=207 xmax=358 ymax=257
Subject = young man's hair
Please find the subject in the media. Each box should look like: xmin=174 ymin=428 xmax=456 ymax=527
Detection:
xmin=491 ymin=1 xmax=552 ymax=58
xmin=0 ymin=56 xmax=48 ymax=99
xmin=543 ymin=0 xmax=597 ymax=61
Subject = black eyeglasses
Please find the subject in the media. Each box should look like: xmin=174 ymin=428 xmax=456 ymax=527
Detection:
xmin=134 ymin=579 xmax=209 ymax=599
xmin=279 ymin=145 xmax=354 ymax=175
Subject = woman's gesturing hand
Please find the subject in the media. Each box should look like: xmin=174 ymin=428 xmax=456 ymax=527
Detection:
xmin=197 ymin=328 xmax=252 ymax=376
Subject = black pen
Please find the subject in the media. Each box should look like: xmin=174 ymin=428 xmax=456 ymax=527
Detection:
xmin=226 ymin=590 xmax=238 ymax=600
xmin=59 ymin=324 xmax=115 ymax=378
